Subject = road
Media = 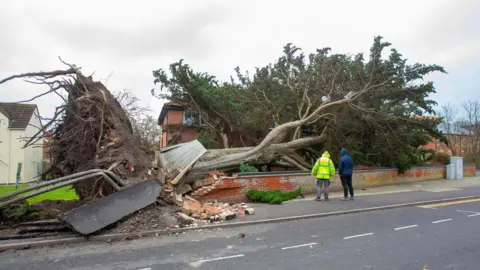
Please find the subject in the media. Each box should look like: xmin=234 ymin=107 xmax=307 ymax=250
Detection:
xmin=1 ymin=198 xmax=480 ymax=270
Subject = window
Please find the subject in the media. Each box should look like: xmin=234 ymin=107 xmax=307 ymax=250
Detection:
xmin=183 ymin=109 xmax=207 ymax=126
xmin=184 ymin=109 xmax=200 ymax=125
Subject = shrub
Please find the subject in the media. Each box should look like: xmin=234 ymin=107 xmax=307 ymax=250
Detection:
xmin=247 ymin=186 xmax=304 ymax=204
xmin=240 ymin=162 xmax=259 ymax=173
xmin=432 ymin=152 xmax=450 ymax=165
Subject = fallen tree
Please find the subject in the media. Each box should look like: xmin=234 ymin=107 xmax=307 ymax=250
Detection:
xmin=0 ymin=59 xmax=156 ymax=201
xmin=153 ymin=36 xmax=446 ymax=173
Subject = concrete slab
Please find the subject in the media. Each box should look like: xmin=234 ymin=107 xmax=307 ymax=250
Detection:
xmin=58 ymin=180 xmax=161 ymax=235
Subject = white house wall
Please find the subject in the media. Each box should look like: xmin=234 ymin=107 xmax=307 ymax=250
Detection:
xmin=0 ymin=112 xmax=9 ymax=184
xmin=7 ymin=129 xmax=24 ymax=184
xmin=0 ymin=108 xmax=43 ymax=185
xmin=23 ymin=108 xmax=43 ymax=183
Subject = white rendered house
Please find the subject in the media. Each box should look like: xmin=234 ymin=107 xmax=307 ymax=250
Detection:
xmin=0 ymin=103 xmax=43 ymax=184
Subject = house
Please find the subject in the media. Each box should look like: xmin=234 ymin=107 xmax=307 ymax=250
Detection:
xmin=422 ymin=122 xmax=478 ymax=156
xmin=0 ymin=103 xmax=44 ymax=184
xmin=42 ymin=129 xmax=54 ymax=171
xmin=158 ymin=102 xmax=253 ymax=148
xmin=158 ymin=102 xmax=204 ymax=148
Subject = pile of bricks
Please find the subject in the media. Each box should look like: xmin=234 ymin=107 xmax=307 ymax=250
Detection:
xmin=178 ymin=196 xmax=254 ymax=226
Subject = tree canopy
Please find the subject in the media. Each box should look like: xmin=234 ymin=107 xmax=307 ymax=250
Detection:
xmin=152 ymin=36 xmax=446 ymax=173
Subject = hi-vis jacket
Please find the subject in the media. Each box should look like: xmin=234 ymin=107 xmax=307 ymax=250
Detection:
xmin=312 ymin=151 xmax=335 ymax=180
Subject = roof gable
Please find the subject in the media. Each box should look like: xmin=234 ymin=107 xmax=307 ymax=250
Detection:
xmin=158 ymin=101 xmax=185 ymax=125
xmin=0 ymin=103 xmax=38 ymax=129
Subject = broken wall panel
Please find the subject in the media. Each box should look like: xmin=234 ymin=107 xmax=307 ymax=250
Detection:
xmin=160 ymin=140 xmax=207 ymax=174
xmin=158 ymin=140 xmax=207 ymax=185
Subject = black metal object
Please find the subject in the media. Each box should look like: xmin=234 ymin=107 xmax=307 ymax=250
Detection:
xmin=58 ymin=180 xmax=161 ymax=235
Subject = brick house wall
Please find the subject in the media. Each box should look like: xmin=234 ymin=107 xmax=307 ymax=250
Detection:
xmin=422 ymin=134 xmax=480 ymax=156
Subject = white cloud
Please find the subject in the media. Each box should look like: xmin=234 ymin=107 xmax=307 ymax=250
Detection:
xmin=0 ymin=0 xmax=478 ymax=120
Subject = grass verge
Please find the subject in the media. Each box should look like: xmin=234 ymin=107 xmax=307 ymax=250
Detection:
xmin=0 ymin=185 xmax=79 ymax=204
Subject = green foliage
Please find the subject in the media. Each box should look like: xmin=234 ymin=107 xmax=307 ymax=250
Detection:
xmin=197 ymin=131 xmax=218 ymax=149
xmin=247 ymin=187 xmax=304 ymax=204
xmin=152 ymin=36 xmax=446 ymax=171
xmin=7 ymin=203 xmax=42 ymax=222
xmin=240 ymin=162 xmax=259 ymax=172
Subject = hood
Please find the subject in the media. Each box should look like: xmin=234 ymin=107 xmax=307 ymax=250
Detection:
xmin=322 ymin=151 xmax=330 ymax=158
xmin=340 ymin=148 xmax=348 ymax=157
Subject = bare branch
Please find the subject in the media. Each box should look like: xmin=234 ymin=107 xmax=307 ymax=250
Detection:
xmin=0 ymin=69 xmax=77 ymax=85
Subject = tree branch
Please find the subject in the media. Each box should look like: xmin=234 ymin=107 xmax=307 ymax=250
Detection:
xmin=0 ymin=69 xmax=78 ymax=85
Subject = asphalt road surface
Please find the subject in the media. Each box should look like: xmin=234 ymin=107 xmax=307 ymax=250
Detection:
xmin=1 ymin=198 xmax=480 ymax=270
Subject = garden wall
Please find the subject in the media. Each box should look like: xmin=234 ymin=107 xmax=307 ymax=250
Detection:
xmin=192 ymin=164 xmax=477 ymax=203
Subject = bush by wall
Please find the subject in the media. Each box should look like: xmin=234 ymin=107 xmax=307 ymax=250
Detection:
xmin=432 ymin=152 xmax=450 ymax=164
xmin=247 ymin=186 xmax=303 ymax=204
xmin=240 ymin=162 xmax=259 ymax=173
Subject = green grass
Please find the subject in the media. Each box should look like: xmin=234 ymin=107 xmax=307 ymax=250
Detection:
xmin=0 ymin=184 xmax=79 ymax=204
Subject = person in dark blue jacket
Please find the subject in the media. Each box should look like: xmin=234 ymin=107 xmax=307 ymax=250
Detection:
xmin=339 ymin=148 xmax=355 ymax=200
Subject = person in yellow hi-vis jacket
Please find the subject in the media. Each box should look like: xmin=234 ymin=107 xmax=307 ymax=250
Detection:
xmin=311 ymin=151 xmax=335 ymax=201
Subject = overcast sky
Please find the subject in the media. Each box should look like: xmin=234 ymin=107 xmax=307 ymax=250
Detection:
xmin=1 ymin=0 xmax=479 ymax=121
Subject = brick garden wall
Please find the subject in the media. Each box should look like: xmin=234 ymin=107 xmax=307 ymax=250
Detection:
xmin=193 ymin=164 xmax=477 ymax=203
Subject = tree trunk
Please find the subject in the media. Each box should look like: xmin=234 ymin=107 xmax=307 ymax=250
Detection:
xmin=192 ymin=129 xmax=328 ymax=173
xmin=219 ymin=132 xmax=230 ymax=149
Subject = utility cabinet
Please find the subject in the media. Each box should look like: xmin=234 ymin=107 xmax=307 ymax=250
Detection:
xmin=446 ymin=164 xmax=455 ymax=180
xmin=450 ymin=156 xmax=463 ymax=180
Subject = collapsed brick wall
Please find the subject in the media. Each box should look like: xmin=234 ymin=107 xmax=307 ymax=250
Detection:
xmin=192 ymin=164 xmax=476 ymax=203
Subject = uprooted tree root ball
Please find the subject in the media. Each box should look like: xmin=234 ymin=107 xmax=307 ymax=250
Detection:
xmin=0 ymin=60 xmax=156 ymax=201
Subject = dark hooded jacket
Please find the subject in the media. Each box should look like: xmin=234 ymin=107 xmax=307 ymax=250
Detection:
xmin=339 ymin=149 xmax=354 ymax=175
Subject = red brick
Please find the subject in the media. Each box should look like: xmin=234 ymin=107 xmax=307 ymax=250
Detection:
xmin=182 ymin=198 xmax=202 ymax=214
xmin=202 ymin=205 xmax=222 ymax=215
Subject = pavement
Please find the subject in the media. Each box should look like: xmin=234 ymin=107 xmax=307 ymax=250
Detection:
xmin=1 ymin=194 xmax=480 ymax=269
xmin=1 ymin=177 xmax=480 ymax=269
xmin=235 ymin=177 xmax=480 ymax=222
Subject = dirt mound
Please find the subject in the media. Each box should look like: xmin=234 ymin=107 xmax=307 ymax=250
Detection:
xmin=103 ymin=204 xmax=179 ymax=234
xmin=0 ymin=199 xmax=81 ymax=236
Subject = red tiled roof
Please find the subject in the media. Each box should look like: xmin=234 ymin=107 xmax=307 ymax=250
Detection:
xmin=0 ymin=103 xmax=37 ymax=129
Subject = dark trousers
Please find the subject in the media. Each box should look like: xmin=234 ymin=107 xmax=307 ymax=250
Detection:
xmin=340 ymin=174 xmax=354 ymax=198
xmin=316 ymin=179 xmax=329 ymax=199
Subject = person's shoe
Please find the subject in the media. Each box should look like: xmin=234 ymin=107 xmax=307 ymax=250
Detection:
xmin=340 ymin=197 xmax=349 ymax=201
xmin=350 ymin=197 xmax=355 ymax=201
xmin=324 ymin=198 xmax=329 ymax=201
xmin=315 ymin=198 xmax=322 ymax=201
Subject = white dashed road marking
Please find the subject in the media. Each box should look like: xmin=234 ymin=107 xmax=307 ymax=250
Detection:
xmin=432 ymin=218 xmax=452 ymax=224
xmin=281 ymin=243 xmax=317 ymax=250
xmin=343 ymin=233 xmax=374 ymax=240
xmin=394 ymin=225 xmax=418 ymax=231
xmin=137 ymin=268 xmax=151 ymax=270
xmin=457 ymin=210 xmax=480 ymax=214
xmin=198 ymin=254 xmax=245 ymax=263
xmin=468 ymin=213 xmax=480 ymax=217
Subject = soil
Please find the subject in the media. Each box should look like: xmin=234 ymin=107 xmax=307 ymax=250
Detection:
xmin=29 ymin=200 xmax=81 ymax=218
xmin=0 ymin=199 xmax=81 ymax=236
xmin=1 ymin=201 xmax=180 ymax=237
xmin=102 ymin=204 xmax=179 ymax=234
